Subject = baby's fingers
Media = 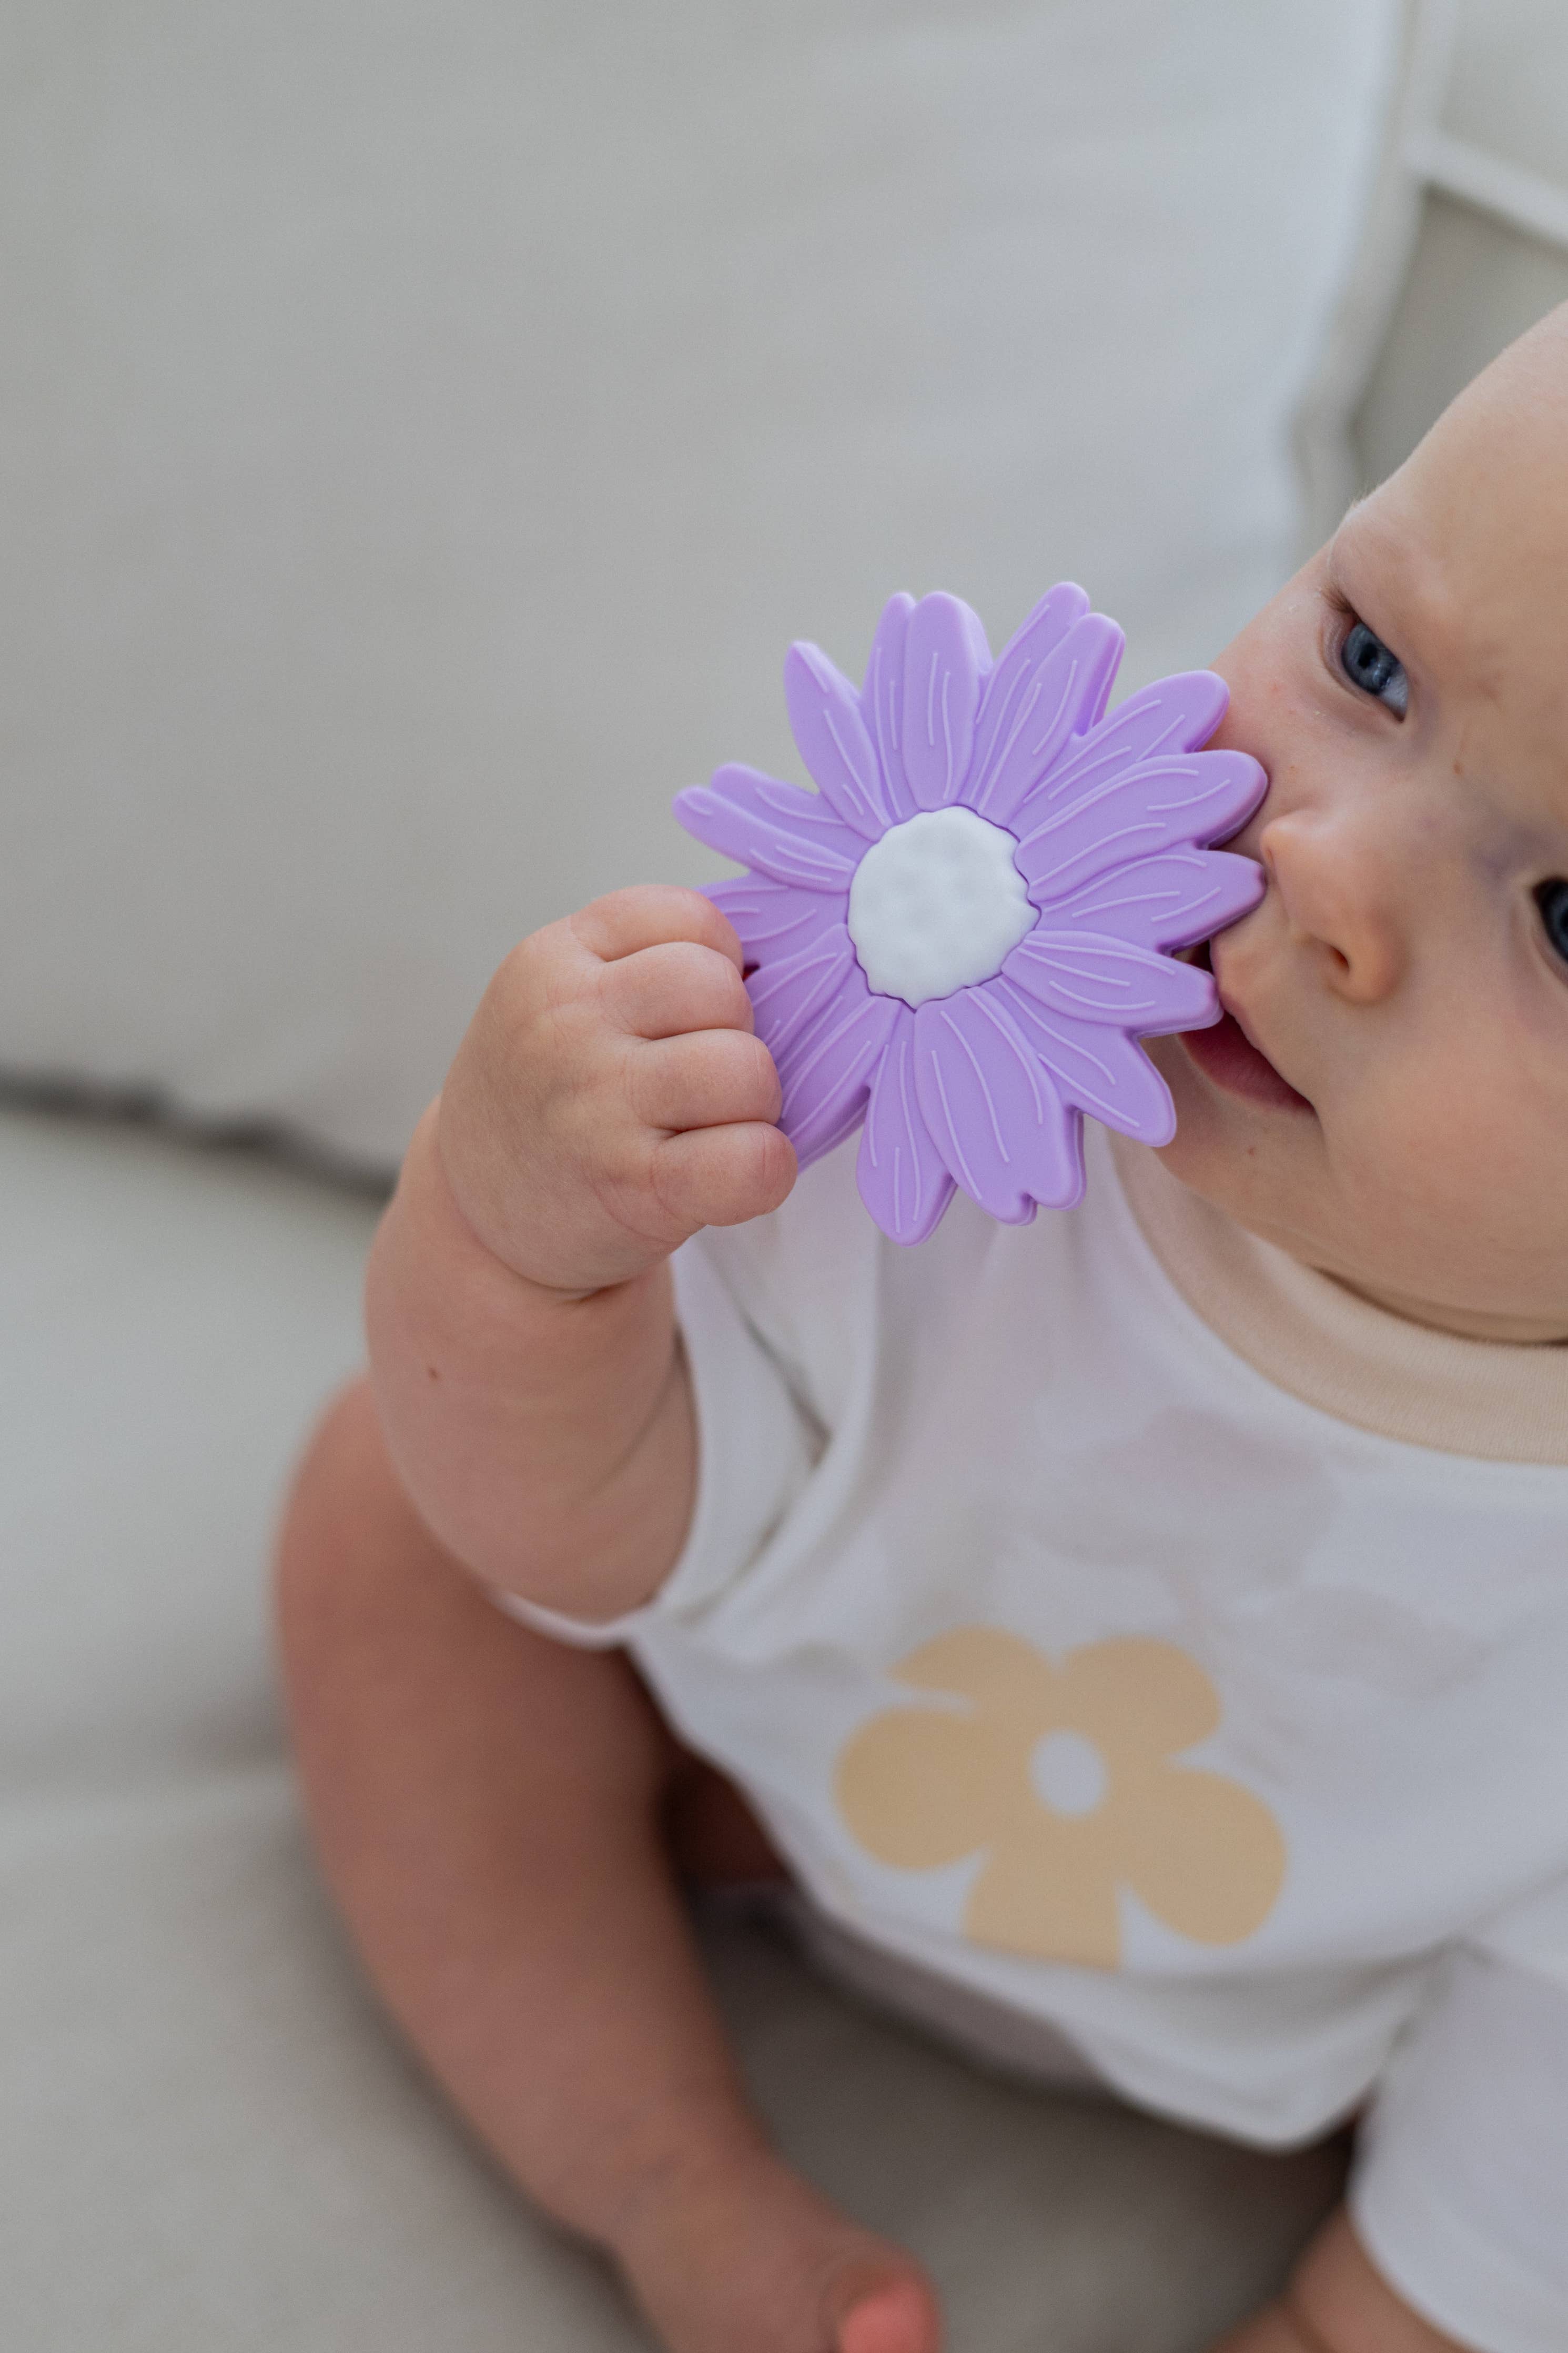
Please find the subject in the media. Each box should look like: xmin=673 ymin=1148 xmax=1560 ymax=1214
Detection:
xmin=600 ymin=939 xmax=755 ymax=1042
xmin=628 ymin=1030 xmax=782 ymax=1134
xmin=650 ymin=1122 xmax=797 ymax=1232
xmin=571 ymin=883 xmax=742 ymax=970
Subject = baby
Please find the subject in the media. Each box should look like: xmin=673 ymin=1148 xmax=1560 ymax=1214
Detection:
xmin=277 ymin=306 xmax=1568 ymax=2353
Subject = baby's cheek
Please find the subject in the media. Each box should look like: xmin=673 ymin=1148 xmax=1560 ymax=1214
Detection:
xmin=1350 ymin=1039 xmax=1568 ymax=1291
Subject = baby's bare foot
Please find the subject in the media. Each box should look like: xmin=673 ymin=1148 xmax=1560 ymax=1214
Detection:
xmin=612 ymin=2138 xmax=940 ymax=2353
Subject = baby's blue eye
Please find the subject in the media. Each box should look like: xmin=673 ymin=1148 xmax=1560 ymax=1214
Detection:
xmin=1340 ymin=619 xmax=1408 ymax=716
xmin=1536 ymin=880 xmax=1568 ymax=965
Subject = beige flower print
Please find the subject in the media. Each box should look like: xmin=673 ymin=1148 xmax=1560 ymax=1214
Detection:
xmin=835 ymin=1627 xmax=1286 ymax=1969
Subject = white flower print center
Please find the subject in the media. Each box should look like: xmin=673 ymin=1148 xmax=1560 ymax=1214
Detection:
xmin=846 ymin=807 xmax=1035 ymax=1007
xmin=1029 ymin=1729 xmax=1108 ymax=1818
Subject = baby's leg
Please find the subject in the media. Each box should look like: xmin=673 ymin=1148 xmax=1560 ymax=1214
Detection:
xmin=276 ymin=1381 xmax=938 ymax=2353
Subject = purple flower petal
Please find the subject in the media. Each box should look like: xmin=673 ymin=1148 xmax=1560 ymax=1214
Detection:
xmin=993 ymin=977 xmax=1177 ymax=1144
xmin=677 ymin=610 xmax=1275 ymax=1238
xmin=861 ymin=593 xmax=919 ymax=823
xmin=784 ymin=642 xmax=895 ymax=840
xmin=857 ymin=1008 xmax=956 ymax=1244
xmin=747 ymin=925 xmax=857 ymax=1065
xmin=1003 ymin=929 xmax=1218 ymax=1035
xmin=989 ymin=582 xmax=1089 ymax=672
xmin=793 ymin=1090 xmax=876 ymax=1172
xmin=901 ymin=594 xmax=991 ymax=810
xmin=1013 ymin=748 xmax=1266 ymax=903
xmin=773 ymin=962 xmax=901 ymax=1169
xmin=967 ymin=599 xmax=1125 ymax=826
xmin=703 ymin=876 xmax=844 ymax=968
xmin=674 ymin=765 xmax=866 ymax=892
xmin=912 ymin=986 xmax=1084 ymax=1221
xmin=1038 ymin=848 xmax=1263 ymax=953
xmin=1034 ymin=671 xmax=1234 ymax=803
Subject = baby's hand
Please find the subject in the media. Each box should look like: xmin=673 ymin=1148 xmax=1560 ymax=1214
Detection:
xmin=438 ymin=885 xmax=796 ymax=1295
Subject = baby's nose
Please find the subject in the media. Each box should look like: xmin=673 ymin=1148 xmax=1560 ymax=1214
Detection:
xmin=1258 ymin=812 xmax=1404 ymax=1005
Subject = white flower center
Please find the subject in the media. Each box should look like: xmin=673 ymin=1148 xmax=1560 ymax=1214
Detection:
xmin=1029 ymin=1729 xmax=1107 ymax=1818
xmin=846 ymin=807 xmax=1034 ymax=1007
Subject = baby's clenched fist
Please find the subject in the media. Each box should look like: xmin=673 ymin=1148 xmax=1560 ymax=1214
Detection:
xmin=438 ymin=884 xmax=797 ymax=1295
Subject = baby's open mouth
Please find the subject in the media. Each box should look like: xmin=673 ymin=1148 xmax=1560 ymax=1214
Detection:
xmin=1176 ymin=946 xmax=1314 ymax=1114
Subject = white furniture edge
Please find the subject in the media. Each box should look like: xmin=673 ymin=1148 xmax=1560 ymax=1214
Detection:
xmin=1294 ymin=0 xmax=1568 ymax=557
xmin=1294 ymin=0 xmax=1459 ymax=550
xmin=1409 ymin=127 xmax=1568 ymax=253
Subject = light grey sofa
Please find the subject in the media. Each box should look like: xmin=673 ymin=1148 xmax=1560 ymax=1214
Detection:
xmin=5 ymin=5 xmax=1568 ymax=2347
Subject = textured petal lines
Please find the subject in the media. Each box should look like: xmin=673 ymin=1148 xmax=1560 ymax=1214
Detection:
xmin=968 ymin=608 xmax=1125 ymax=824
xmin=1010 ymin=669 xmax=1249 ymax=833
xmin=773 ymin=963 xmax=899 ymax=1169
xmin=674 ymin=766 xmax=865 ymax=892
xmin=857 ymin=1009 xmax=954 ymax=1245
xmin=1013 ymin=750 xmax=1267 ymax=900
xmin=784 ymin=641 xmax=894 ymax=839
xmin=1004 ymin=930 xmax=1218 ymax=1036
xmin=1040 ymin=672 xmax=1233 ymax=809
xmin=984 ymin=582 xmax=1088 ymax=683
xmin=913 ymin=987 xmax=1083 ymax=1220
xmin=790 ymin=1089 xmax=875 ymax=1171
xmin=1037 ymin=848 xmax=1263 ymax=952
xmin=1132 ymin=669 xmax=1232 ymax=757
xmin=703 ymin=876 xmax=842 ymax=969
xmin=861 ymin=592 xmax=918 ymax=822
xmin=746 ymin=927 xmax=856 ymax=1067
xmin=993 ymin=978 xmax=1176 ymax=1143
xmin=679 ymin=615 xmax=1274 ymax=1242
xmin=901 ymin=594 xmax=990 ymax=809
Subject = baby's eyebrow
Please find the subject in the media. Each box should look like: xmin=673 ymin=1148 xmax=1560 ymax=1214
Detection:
xmin=1322 ymin=511 xmax=1369 ymax=591
xmin=1323 ymin=505 xmax=1427 ymax=657
xmin=1318 ymin=538 xmax=1369 ymax=622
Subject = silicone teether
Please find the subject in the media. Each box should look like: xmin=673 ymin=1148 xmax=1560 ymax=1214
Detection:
xmin=673 ymin=586 xmax=1266 ymax=1244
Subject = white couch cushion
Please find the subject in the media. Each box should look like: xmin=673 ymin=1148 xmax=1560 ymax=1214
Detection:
xmin=1 ymin=2 xmax=1401 ymax=1167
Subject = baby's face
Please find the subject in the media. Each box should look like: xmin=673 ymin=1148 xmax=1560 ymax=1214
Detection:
xmin=1148 ymin=306 xmax=1568 ymax=1341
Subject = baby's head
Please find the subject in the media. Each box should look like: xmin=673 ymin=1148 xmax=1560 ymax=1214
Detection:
xmin=1150 ymin=302 xmax=1568 ymax=1343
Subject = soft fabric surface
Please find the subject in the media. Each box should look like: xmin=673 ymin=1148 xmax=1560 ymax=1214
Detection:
xmin=0 ymin=1 xmax=1400 ymax=1167
xmin=0 ymin=1103 xmax=1349 ymax=2347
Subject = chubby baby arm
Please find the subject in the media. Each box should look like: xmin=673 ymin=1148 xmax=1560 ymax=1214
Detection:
xmin=365 ymin=884 xmax=796 ymax=1623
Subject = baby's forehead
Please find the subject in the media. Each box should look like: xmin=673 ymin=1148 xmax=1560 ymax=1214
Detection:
xmin=1379 ymin=317 xmax=1568 ymax=609
xmin=1341 ymin=420 xmax=1568 ymax=727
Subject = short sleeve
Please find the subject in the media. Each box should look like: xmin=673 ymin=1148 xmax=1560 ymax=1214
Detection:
xmin=494 ymin=1232 xmax=822 ymax=1649
xmin=1351 ymin=1943 xmax=1568 ymax=2353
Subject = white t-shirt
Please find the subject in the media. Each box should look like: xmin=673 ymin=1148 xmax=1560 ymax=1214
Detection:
xmin=509 ymin=1126 xmax=1568 ymax=2352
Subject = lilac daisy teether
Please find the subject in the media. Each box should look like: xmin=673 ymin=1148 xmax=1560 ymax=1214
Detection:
xmin=673 ymin=586 xmax=1266 ymax=1244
